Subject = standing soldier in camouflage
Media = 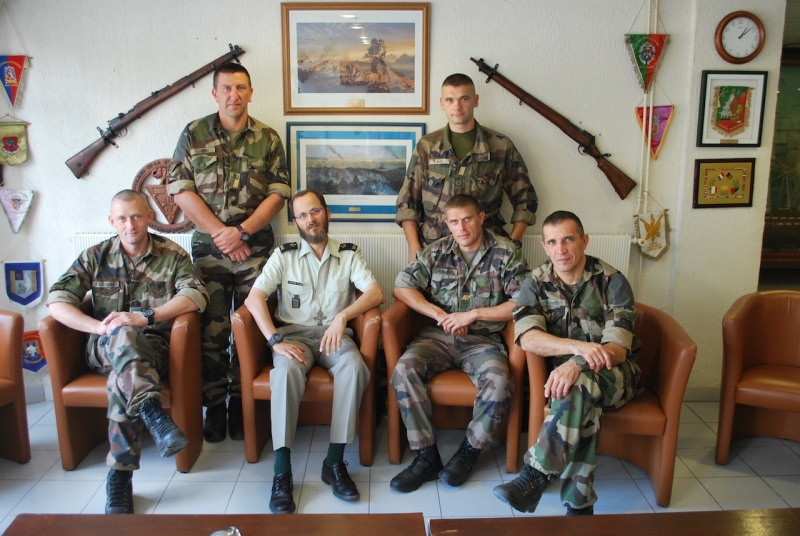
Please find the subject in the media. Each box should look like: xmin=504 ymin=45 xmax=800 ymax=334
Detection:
xmin=493 ymin=210 xmax=642 ymax=516
xmin=46 ymin=190 xmax=209 ymax=514
xmin=390 ymin=194 xmax=529 ymax=492
xmin=395 ymin=73 xmax=538 ymax=263
xmin=168 ymin=62 xmax=291 ymax=443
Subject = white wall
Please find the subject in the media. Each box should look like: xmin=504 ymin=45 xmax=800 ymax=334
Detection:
xmin=0 ymin=0 xmax=786 ymax=397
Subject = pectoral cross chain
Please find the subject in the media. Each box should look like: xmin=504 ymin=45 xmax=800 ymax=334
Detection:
xmin=314 ymin=310 xmax=327 ymax=326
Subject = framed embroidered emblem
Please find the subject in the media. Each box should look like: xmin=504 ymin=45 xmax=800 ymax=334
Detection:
xmin=692 ymin=158 xmax=755 ymax=209
xmin=696 ymin=71 xmax=767 ymax=147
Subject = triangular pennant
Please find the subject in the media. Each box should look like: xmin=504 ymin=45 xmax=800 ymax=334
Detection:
xmin=636 ymin=210 xmax=669 ymax=260
xmin=4 ymin=260 xmax=43 ymax=309
xmin=0 ymin=56 xmax=28 ymax=107
xmin=0 ymin=189 xmax=33 ymax=233
xmin=22 ymin=330 xmax=48 ymax=372
xmin=625 ymin=34 xmax=667 ymax=90
xmin=0 ymin=120 xmax=28 ymax=165
xmin=635 ymin=105 xmax=674 ymax=160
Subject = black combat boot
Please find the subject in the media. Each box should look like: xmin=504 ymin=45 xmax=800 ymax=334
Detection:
xmin=566 ymin=504 xmax=594 ymax=515
xmin=227 ymin=397 xmax=244 ymax=441
xmin=493 ymin=464 xmax=552 ymax=513
xmin=390 ymin=445 xmax=443 ymax=493
xmin=105 ymin=469 xmax=134 ymax=514
xmin=203 ymin=402 xmax=227 ymax=443
xmin=139 ymin=397 xmax=188 ymax=457
xmin=439 ymin=437 xmax=482 ymax=487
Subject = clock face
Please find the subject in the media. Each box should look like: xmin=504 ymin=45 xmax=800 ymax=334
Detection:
xmin=721 ymin=16 xmax=762 ymax=59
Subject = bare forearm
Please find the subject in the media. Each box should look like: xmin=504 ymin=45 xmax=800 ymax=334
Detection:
xmin=338 ymin=283 xmax=384 ymax=322
xmin=510 ymin=221 xmax=528 ymax=241
xmin=242 ymin=194 xmax=286 ymax=234
xmin=472 ymin=300 xmax=515 ymax=323
xmin=47 ymin=301 xmax=103 ymax=334
xmin=393 ymin=286 xmax=445 ymax=321
xmin=401 ymin=220 xmax=422 ymax=261
xmin=173 ymin=191 xmax=225 ymax=235
xmin=604 ymin=342 xmax=628 ymax=366
xmin=518 ymin=328 xmax=581 ymax=357
xmin=244 ymin=289 xmax=280 ymax=340
xmin=153 ymin=296 xmax=200 ymax=323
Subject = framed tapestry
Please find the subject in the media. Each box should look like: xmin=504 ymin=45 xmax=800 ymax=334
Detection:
xmin=696 ymin=70 xmax=767 ymax=147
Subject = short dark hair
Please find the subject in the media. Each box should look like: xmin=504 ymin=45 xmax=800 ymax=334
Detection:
xmin=111 ymin=189 xmax=148 ymax=206
xmin=289 ymin=189 xmax=328 ymax=219
xmin=542 ymin=210 xmax=585 ymax=237
xmin=444 ymin=194 xmax=482 ymax=215
xmin=213 ymin=62 xmax=251 ymax=88
xmin=442 ymin=73 xmax=474 ymax=90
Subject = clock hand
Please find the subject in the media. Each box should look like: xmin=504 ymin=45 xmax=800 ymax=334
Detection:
xmin=739 ymin=26 xmax=752 ymax=39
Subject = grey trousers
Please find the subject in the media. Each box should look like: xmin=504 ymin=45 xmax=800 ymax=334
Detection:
xmin=270 ymin=325 xmax=370 ymax=450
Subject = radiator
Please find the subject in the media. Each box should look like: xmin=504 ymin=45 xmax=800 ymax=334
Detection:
xmin=74 ymin=232 xmax=631 ymax=310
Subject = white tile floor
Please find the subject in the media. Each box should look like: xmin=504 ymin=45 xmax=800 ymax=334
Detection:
xmin=1 ymin=400 xmax=799 ymax=534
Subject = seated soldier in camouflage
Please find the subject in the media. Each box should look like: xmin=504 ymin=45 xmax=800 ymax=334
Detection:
xmin=390 ymin=194 xmax=529 ymax=492
xmin=47 ymin=190 xmax=209 ymax=515
xmin=493 ymin=210 xmax=642 ymax=516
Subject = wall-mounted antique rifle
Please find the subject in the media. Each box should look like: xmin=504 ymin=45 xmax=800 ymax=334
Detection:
xmin=66 ymin=44 xmax=245 ymax=179
xmin=471 ymin=57 xmax=636 ymax=200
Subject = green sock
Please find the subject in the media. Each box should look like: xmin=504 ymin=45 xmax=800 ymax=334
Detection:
xmin=324 ymin=443 xmax=345 ymax=467
xmin=274 ymin=447 xmax=291 ymax=476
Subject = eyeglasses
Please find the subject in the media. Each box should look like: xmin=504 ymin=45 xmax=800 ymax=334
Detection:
xmin=293 ymin=207 xmax=325 ymax=221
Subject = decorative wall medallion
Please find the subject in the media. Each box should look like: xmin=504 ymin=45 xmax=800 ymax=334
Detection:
xmin=132 ymin=158 xmax=194 ymax=233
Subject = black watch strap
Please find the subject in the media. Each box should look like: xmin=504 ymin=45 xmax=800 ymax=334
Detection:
xmin=267 ymin=333 xmax=284 ymax=348
xmin=236 ymin=224 xmax=251 ymax=242
xmin=142 ymin=309 xmax=155 ymax=326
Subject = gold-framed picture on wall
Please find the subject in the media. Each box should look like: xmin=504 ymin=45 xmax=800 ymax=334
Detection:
xmin=281 ymin=2 xmax=430 ymax=115
xmin=692 ymin=158 xmax=755 ymax=208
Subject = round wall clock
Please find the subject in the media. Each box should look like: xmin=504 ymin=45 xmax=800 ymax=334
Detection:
xmin=715 ymin=11 xmax=765 ymax=64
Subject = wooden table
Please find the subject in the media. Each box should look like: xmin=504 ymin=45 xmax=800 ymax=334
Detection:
xmin=430 ymin=509 xmax=800 ymax=536
xmin=4 ymin=512 xmax=426 ymax=536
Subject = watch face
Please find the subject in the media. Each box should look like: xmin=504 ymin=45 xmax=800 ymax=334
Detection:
xmin=720 ymin=16 xmax=762 ymax=59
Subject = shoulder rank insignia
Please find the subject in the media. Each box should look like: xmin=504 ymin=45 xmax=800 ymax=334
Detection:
xmin=338 ymin=243 xmax=358 ymax=252
xmin=279 ymin=242 xmax=299 ymax=253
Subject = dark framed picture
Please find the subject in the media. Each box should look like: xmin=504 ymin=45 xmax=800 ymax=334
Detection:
xmin=286 ymin=122 xmax=425 ymax=221
xmin=693 ymin=158 xmax=756 ymax=208
xmin=281 ymin=2 xmax=431 ymax=114
xmin=696 ymin=70 xmax=767 ymax=147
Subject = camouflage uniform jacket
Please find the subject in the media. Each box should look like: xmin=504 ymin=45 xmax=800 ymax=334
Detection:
xmin=395 ymin=229 xmax=529 ymax=335
xmin=47 ymin=234 xmax=209 ymax=336
xmin=167 ymin=113 xmax=291 ymax=229
xmin=513 ymin=255 xmax=641 ymax=358
xmin=395 ymin=121 xmax=538 ymax=244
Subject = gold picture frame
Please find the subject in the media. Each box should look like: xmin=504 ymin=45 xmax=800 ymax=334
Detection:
xmin=693 ymin=158 xmax=755 ymax=208
xmin=281 ymin=2 xmax=430 ymax=115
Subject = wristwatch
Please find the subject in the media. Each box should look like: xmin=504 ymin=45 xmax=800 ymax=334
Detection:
xmin=236 ymin=224 xmax=250 ymax=242
xmin=142 ymin=309 xmax=155 ymax=326
xmin=511 ymin=238 xmax=522 ymax=248
xmin=267 ymin=333 xmax=284 ymax=348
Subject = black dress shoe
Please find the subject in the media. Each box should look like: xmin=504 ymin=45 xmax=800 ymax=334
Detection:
xmin=203 ymin=402 xmax=227 ymax=443
xmin=228 ymin=397 xmax=244 ymax=441
xmin=321 ymin=461 xmax=359 ymax=501
xmin=492 ymin=464 xmax=552 ymax=513
xmin=566 ymin=504 xmax=594 ymax=516
xmin=139 ymin=398 xmax=188 ymax=457
xmin=390 ymin=445 xmax=443 ymax=493
xmin=438 ymin=438 xmax=482 ymax=487
xmin=105 ymin=469 xmax=134 ymax=514
xmin=269 ymin=473 xmax=295 ymax=514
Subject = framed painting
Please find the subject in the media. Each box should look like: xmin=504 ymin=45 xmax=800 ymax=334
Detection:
xmin=696 ymin=70 xmax=768 ymax=147
xmin=693 ymin=158 xmax=756 ymax=208
xmin=281 ymin=2 xmax=430 ymax=114
xmin=286 ymin=122 xmax=425 ymax=221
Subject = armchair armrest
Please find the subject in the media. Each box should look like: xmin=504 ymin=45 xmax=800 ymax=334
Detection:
xmin=232 ymin=304 xmax=268 ymax=388
xmin=0 ymin=311 xmax=23 ymax=385
xmin=38 ymin=315 xmax=89 ymax=393
xmin=167 ymin=312 xmax=201 ymax=406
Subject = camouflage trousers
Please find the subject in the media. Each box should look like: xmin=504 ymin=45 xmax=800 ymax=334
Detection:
xmin=86 ymin=326 xmax=169 ymax=471
xmin=391 ymin=326 xmax=514 ymax=450
xmin=192 ymin=228 xmax=272 ymax=407
xmin=524 ymin=356 xmax=641 ymax=509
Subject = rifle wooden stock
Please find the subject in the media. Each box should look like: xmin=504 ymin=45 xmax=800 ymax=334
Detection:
xmin=471 ymin=57 xmax=636 ymax=200
xmin=66 ymin=44 xmax=245 ymax=179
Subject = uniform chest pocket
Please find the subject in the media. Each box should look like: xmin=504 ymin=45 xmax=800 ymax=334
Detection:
xmin=147 ymin=282 xmax=170 ymax=299
xmin=189 ymin=154 xmax=220 ymax=193
xmin=92 ymin=281 xmax=121 ymax=296
xmin=421 ymin=170 xmax=446 ymax=209
xmin=327 ymin=278 xmax=352 ymax=297
xmin=471 ymin=169 xmax=502 ymax=207
xmin=430 ymin=269 xmax=459 ymax=294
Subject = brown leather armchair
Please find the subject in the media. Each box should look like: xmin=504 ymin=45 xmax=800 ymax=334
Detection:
xmin=39 ymin=305 xmax=203 ymax=473
xmin=232 ymin=293 xmax=382 ymax=466
xmin=526 ymin=302 xmax=696 ymax=507
xmin=0 ymin=310 xmax=30 ymax=463
xmin=716 ymin=290 xmax=800 ymax=464
xmin=383 ymin=300 xmax=526 ymax=473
